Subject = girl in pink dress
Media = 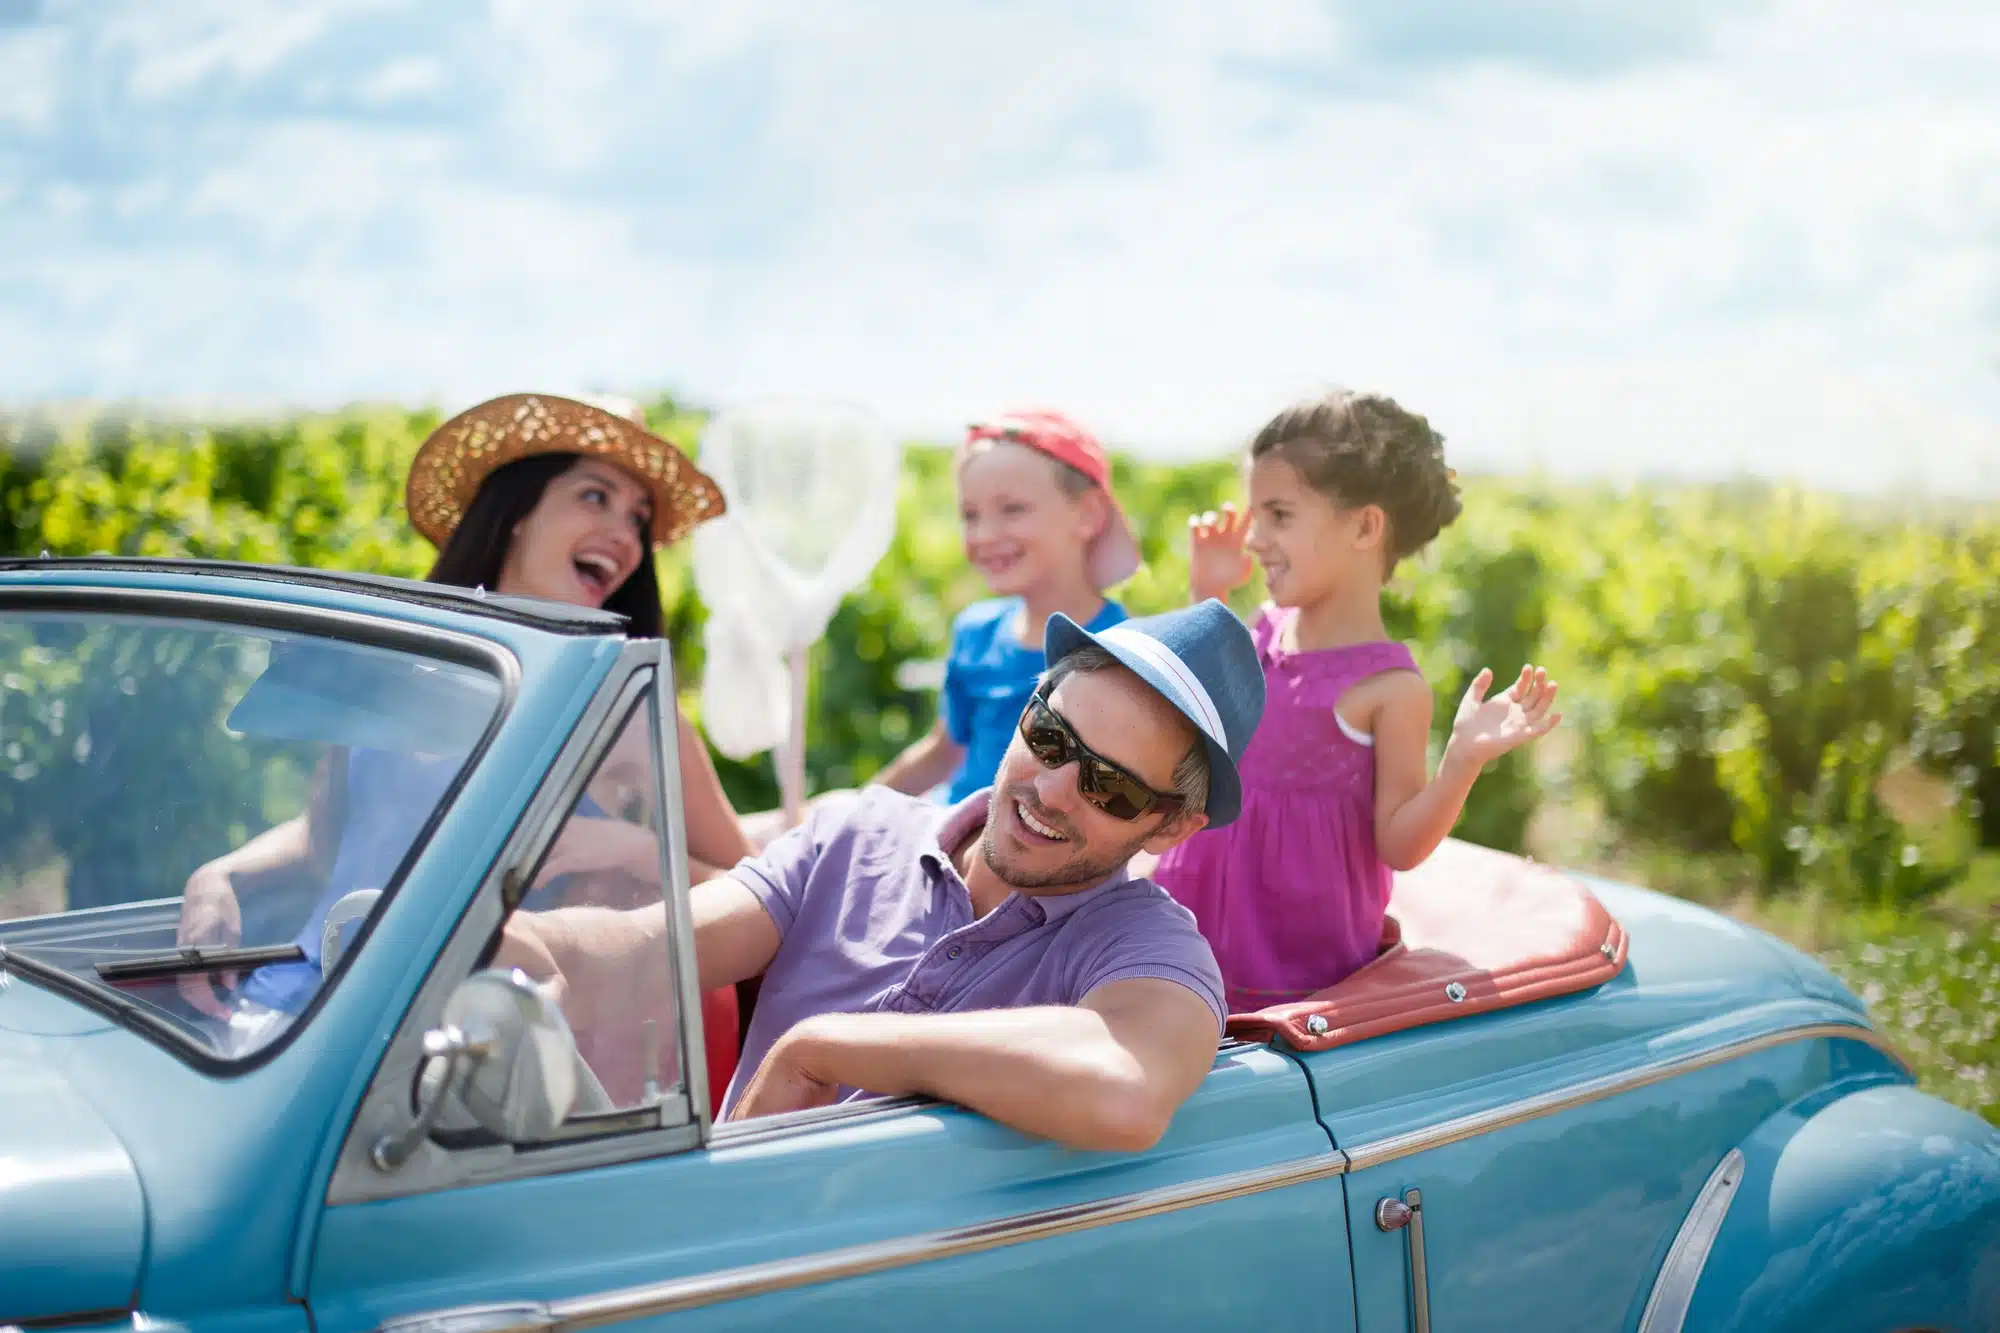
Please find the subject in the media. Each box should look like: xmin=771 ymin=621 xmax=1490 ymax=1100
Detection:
xmin=1154 ymin=390 xmax=1563 ymax=1012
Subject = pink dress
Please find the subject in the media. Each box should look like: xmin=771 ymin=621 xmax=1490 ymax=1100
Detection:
xmin=1155 ymin=604 xmax=1420 ymax=1012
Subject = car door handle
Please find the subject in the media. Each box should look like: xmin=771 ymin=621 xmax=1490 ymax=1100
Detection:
xmin=1375 ymin=1188 xmax=1432 ymax=1333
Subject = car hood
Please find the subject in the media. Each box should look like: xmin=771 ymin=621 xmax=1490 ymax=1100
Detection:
xmin=0 ymin=989 xmax=145 ymax=1323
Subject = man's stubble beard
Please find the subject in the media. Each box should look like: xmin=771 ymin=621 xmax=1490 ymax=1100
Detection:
xmin=978 ymin=785 xmax=1154 ymax=892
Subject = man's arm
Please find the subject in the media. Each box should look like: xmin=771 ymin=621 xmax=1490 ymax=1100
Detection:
xmin=502 ymin=777 xmax=841 ymax=1006
xmin=499 ymin=873 xmax=781 ymax=1014
xmin=692 ymin=874 xmax=782 ymax=992
xmin=730 ymin=978 xmax=1219 ymax=1152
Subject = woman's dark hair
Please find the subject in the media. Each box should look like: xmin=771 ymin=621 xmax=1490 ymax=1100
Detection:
xmin=1248 ymin=389 xmax=1462 ymax=573
xmin=424 ymin=451 xmax=665 ymax=638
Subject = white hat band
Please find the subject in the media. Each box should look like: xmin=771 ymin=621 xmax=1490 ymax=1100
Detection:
xmin=1094 ymin=625 xmax=1227 ymax=748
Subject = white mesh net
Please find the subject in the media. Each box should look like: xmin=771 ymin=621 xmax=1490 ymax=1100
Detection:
xmin=690 ymin=397 xmax=901 ymax=811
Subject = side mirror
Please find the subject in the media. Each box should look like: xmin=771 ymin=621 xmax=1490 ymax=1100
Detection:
xmin=371 ymin=969 xmax=581 ymax=1170
xmin=320 ymin=888 xmax=381 ymax=973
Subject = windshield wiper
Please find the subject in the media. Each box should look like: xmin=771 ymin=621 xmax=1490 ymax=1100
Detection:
xmin=95 ymin=943 xmax=306 ymax=984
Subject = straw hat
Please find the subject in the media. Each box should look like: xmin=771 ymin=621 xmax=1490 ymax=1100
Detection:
xmin=406 ymin=393 xmax=726 ymax=550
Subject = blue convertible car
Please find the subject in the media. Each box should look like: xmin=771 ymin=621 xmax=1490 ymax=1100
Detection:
xmin=1 ymin=558 xmax=1996 ymax=1332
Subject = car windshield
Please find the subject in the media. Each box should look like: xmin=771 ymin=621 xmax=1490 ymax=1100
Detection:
xmin=0 ymin=608 xmax=503 ymax=1061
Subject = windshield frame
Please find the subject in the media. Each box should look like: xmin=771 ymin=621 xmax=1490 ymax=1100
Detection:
xmin=0 ymin=582 xmax=522 ymax=1075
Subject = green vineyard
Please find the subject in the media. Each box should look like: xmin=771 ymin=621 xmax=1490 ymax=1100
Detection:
xmin=4 ymin=400 xmax=1996 ymax=1119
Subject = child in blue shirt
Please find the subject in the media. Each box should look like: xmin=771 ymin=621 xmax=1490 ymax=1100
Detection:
xmin=875 ymin=409 xmax=1138 ymax=802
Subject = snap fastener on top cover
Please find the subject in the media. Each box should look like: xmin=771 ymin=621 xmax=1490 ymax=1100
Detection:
xmin=1445 ymin=982 xmax=1467 ymax=1003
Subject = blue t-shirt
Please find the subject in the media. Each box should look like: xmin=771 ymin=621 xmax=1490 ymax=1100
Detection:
xmin=940 ymin=596 xmax=1129 ymax=804
xmin=241 ymin=748 xmax=602 ymax=1014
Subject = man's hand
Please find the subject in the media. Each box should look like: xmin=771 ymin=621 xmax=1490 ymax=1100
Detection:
xmin=493 ymin=912 xmax=571 ymax=1011
xmin=1188 ymin=505 xmax=1255 ymax=604
xmin=490 ymin=876 xmax=779 ymax=1037
xmin=176 ymin=863 xmax=243 ymax=1019
xmin=727 ymin=1022 xmax=841 ymax=1120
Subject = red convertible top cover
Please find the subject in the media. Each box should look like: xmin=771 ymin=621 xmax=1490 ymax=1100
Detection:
xmin=1226 ymin=838 xmax=1629 ymax=1052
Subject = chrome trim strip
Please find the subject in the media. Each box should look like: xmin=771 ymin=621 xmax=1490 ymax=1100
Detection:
xmin=642 ymin=644 xmax=712 ymax=1142
xmin=1342 ymin=1020 xmax=1906 ymax=1172
xmin=375 ymin=1019 xmax=1901 ymax=1327
xmin=707 ymin=1094 xmax=934 ymax=1147
xmin=379 ymin=1303 xmax=551 ymax=1333
xmin=554 ymin=1150 xmax=1349 ymax=1326
xmin=1637 ymin=1148 xmax=1745 ymax=1333
xmin=380 ymin=1151 xmax=1351 ymax=1332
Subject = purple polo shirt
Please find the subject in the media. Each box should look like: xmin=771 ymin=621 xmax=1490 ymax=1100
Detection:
xmin=719 ymin=786 xmax=1226 ymax=1118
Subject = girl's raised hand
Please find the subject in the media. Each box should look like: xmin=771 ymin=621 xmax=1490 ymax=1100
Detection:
xmin=1188 ymin=504 xmax=1255 ymax=603
xmin=1447 ymin=664 xmax=1562 ymax=769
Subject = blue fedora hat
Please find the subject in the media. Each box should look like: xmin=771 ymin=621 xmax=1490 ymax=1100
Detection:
xmin=1043 ymin=599 xmax=1266 ymax=826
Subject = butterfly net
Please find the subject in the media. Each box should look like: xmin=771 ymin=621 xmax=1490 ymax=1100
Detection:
xmin=689 ymin=397 xmax=902 ymax=819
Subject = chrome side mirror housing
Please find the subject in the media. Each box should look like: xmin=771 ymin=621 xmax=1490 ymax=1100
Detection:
xmin=371 ymin=969 xmax=581 ymax=1170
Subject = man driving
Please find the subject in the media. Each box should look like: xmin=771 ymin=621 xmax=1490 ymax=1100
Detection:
xmin=504 ymin=600 xmax=1265 ymax=1152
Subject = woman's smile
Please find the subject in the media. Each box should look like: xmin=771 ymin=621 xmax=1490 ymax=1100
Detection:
xmin=499 ymin=459 xmax=651 ymax=609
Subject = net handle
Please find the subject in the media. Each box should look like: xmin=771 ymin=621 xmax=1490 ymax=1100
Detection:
xmin=778 ymin=648 xmax=809 ymax=829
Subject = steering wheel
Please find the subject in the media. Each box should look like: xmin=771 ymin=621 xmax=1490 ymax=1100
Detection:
xmin=320 ymin=889 xmax=380 ymax=972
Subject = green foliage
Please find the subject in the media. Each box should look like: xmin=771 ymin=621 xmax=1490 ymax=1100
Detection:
xmin=0 ymin=616 xmax=317 ymax=909
xmin=1 ymin=410 xmax=437 ymax=575
xmin=4 ymin=404 xmax=1995 ymax=903
xmin=1894 ymin=527 xmax=2000 ymax=848
xmin=1542 ymin=485 xmax=1999 ymax=905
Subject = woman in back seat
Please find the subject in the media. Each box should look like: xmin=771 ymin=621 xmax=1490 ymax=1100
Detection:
xmin=175 ymin=393 xmax=751 ymax=1110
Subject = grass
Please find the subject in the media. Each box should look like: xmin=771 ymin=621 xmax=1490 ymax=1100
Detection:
xmin=1523 ymin=746 xmax=2000 ymax=1126
xmin=1810 ymin=911 xmax=1999 ymax=1123
xmin=1558 ymin=840 xmax=2000 ymax=1126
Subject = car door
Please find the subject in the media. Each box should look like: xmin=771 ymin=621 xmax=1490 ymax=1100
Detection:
xmin=1298 ymin=1005 xmax=1857 ymax=1331
xmin=300 ymin=643 xmax=1358 ymax=1333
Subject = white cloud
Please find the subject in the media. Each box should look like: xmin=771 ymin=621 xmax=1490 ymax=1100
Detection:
xmin=0 ymin=25 xmax=61 ymax=130
xmin=1 ymin=0 xmax=1996 ymax=494
xmin=355 ymin=55 xmax=443 ymax=107
xmin=98 ymin=4 xmax=344 ymax=102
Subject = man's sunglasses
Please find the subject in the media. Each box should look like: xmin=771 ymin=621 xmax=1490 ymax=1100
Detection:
xmin=1017 ymin=689 xmax=1186 ymax=822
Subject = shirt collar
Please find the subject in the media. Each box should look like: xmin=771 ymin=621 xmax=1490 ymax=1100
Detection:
xmin=919 ymin=786 xmax=1134 ymax=923
xmin=918 ymin=789 xmax=992 ymax=879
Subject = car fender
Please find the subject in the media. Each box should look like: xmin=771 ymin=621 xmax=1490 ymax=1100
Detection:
xmin=1641 ymin=1082 xmax=2000 ymax=1332
xmin=0 ymin=1043 xmax=146 ymax=1323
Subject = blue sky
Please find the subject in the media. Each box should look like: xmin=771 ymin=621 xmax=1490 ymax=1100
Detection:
xmin=2 ymin=0 xmax=1997 ymax=493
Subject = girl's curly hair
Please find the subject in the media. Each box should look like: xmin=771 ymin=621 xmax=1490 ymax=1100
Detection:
xmin=1248 ymin=389 xmax=1462 ymax=571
